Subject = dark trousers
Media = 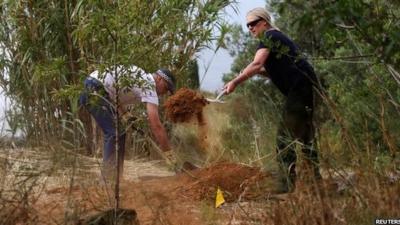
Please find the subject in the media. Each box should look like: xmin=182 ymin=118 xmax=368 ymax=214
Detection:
xmin=79 ymin=77 xmax=126 ymax=179
xmin=276 ymin=82 xmax=321 ymax=188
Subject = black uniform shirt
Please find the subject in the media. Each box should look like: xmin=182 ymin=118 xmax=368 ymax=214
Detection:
xmin=257 ymin=29 xmax=316 ymax=96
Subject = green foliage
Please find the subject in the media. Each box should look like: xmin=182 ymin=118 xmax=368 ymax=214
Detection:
xmin=218 ymin=84 xmax=282 ymax=166
xmin=0 ymin=0 xmax=235 ymax=142
xmin=270 ymin=0 xmax=400 ymax=68
xmin=223 ymin=0 xmax=399 ymax=162
xmin=71 ymin=0 xmax=234 ymax=71
xmin=179 ymin=59 xmax=200 ymax=89
xmin=225 ymin=0 xmax=400 ymax=158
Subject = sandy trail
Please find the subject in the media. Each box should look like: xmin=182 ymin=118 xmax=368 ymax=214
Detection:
xmin=30 ymin=156 xmax=273 ymax=225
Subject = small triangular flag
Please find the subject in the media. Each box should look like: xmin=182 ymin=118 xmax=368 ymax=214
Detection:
xmin=215 ymin=187 xmax=225 ymax=208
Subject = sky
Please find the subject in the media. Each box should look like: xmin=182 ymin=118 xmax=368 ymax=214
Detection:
xmin=198 ymin=0 xmax=266 ymax=92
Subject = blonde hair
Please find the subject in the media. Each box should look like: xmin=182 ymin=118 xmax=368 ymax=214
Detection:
xmin=247 ymin=7 xmax=277 ymax=29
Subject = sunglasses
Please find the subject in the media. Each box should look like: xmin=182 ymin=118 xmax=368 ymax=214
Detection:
xmin=246 ymin=18 xmax=264 ymax=29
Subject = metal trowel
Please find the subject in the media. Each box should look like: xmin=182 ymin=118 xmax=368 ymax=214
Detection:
xmin=206 ymin=90 xmax=226 ymax=103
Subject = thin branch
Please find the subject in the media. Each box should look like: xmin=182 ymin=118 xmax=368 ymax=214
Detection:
xmin=335 ymin=23 xmax=355 ymax=29
xmin=310 ymin=54 xmax=375 ymax=61
xmin=387 ymin=64 xmax=400 ymax=86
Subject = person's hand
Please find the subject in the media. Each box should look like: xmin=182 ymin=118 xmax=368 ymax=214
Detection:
xmin=163 ymin=150 xmax=180 ymax=172
xmin=164 ymin=150 xmax=180 ymax=165
xmin=224 ymin=80 xmax=237 ymax=95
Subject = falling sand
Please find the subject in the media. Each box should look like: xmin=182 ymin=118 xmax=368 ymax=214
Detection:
xmin=164 ymin=88 xmax=208 ymax=124
xmin=164 ymin=88 xmax=210 ymax=151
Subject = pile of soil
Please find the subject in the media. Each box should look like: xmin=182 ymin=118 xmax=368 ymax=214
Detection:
xmin=34 ymin=162 xmax=273 ymax=224
xmin=180 ymin=162 xmax=271 ymax=202
xmin=164 ymin=88 xmax=208 ymax=124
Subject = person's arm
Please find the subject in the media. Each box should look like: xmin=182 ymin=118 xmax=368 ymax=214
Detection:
xmin=224 ymin=48 xmax=270 ymax=94
xmin=146 ymin=102 xmax=171 ymax=152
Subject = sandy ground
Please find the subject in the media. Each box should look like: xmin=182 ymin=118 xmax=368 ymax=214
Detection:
xmin=34 ymin=159 xmax=275 ymax=225
xmin=0 ymin=149 xmax=277 ymax=225
xmin=3 ymin=148 xmax=389 ymax=225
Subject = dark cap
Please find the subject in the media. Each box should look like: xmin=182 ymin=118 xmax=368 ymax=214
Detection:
xmin=156 ymin=68 xmax=176 ymax=94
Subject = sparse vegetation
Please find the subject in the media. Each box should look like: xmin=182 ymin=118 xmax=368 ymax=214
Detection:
xmin=0 ymin=0 xmax=399 ymax=224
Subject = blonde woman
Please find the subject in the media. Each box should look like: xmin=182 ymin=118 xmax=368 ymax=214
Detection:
xmin=224 ymin=7 xmax=321 ymax=192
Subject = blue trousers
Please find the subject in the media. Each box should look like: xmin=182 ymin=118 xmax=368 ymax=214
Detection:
xmin=79 ymin=77 xmax=126 ymax=177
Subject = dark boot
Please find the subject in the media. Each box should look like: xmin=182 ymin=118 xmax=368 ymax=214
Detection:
xmin=276 ymin=163 xmax=297 ymax=193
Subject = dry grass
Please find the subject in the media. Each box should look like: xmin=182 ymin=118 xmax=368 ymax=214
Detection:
xmin=172 ymin=103 xmax=232 ymax=165
xmin=0 ymin=143 xmax=399 ymax=225
xmin=0 ymin=90 xmax=399 ymax=225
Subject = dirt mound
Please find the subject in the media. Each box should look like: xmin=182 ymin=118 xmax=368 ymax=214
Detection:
xmin=164 ymin=88 xmax=208 ymax=124
xmin=181 ymin=162 xmax=270 ymax=202
xmin=33 ymin=161 xmax=273 ymax=224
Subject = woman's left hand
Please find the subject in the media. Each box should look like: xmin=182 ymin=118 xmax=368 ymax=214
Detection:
xmin=224 ymin=80 xmax=237 ymax=94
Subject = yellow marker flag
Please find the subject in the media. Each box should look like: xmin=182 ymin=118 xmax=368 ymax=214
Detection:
xmin=215 ymin=187 xmax=225 ymax=208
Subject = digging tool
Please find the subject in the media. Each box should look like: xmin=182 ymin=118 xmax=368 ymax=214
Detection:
xmin=206 ymin=90 xmax=226 ymax=103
